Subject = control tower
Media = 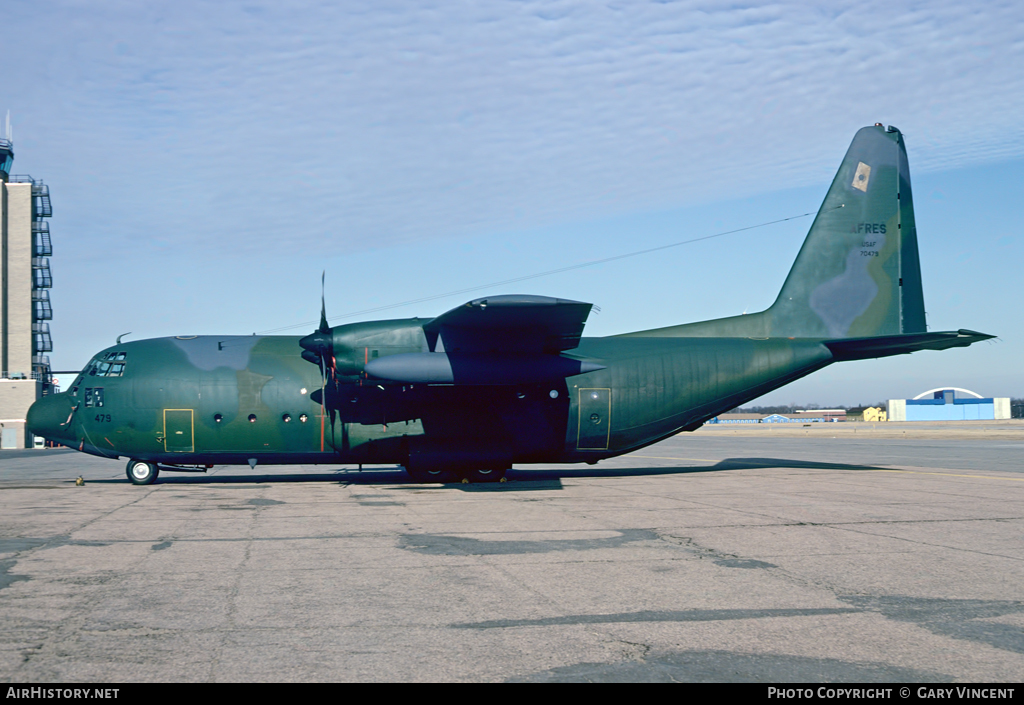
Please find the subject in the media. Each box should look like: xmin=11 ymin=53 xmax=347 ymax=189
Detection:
xmin=0 ymin=120 xmax=55 ymax=448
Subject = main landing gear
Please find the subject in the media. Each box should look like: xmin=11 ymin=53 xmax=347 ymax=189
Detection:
xmin=126 ymin=459 xmax=159 ymax=485
xmin=465 ymin=467 xmax=506 ymax=483
xmin=405 ymin=466 xmax=507 ymax=484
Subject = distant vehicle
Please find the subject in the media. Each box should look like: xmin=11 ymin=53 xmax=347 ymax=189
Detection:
xmin=27 ymin=125 xmax=992 ymax=484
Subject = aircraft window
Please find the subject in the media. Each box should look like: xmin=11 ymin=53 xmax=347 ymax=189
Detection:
xmin=248 ymin=414 xmax=257 ymax=423
xmin=214 ymin=414 xmax=223 ymax=423
xmin=83 ymin=388 xmax=103 ymax=408
xmin=282 ymin=414 xmax=292 ymax=423
xmin=299 ymin=414 xmax=308 ymax=423
xmin=88 ymin=355 xmax=128 ymax=377
xmin=84 ymin=388 xmax=92 ymax=407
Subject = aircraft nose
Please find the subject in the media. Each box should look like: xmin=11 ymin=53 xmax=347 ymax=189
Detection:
xmin=27 ymin=394 xmax=75 ymax=442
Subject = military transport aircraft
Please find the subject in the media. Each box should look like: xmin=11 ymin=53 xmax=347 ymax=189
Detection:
xmin=28 ymin=125 xmax=993 ymax=484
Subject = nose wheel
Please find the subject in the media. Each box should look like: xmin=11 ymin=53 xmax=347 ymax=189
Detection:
xmin=126 ymin=459 xmax=159 ymax=485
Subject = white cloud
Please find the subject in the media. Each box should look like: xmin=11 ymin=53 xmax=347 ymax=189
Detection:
xmin=3 ymin=0 xmax=1023 ymax=256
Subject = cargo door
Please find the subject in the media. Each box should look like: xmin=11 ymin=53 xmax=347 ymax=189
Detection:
xmin=577 ymin=388 xmax=611 ymax=450
xmin=164 ymin=409 xmax=194 ymax=453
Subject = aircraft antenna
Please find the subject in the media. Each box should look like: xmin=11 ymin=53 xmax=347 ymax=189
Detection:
xmin=259 ymin=208 xmax=829 ymax=335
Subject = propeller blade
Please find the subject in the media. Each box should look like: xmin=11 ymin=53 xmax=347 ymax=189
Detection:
xmin=302 ymin=272 xmax=336 ymax=454
xmin=300 ymin=272 xmax=334 ymax=366
xmin=319 ymin=271 xmax=329 ymax=333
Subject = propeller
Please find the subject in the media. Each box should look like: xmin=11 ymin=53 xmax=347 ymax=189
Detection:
xmin=299 ymin=272 xmax=335 ymax=372
xmin=299 ymin=273 xmax=339 ymax=451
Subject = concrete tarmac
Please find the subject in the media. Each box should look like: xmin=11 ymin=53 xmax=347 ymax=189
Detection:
xmin=2 ymin=423 xmax=1023 ymax=682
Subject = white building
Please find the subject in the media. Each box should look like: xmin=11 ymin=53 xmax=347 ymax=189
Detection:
xmin=0 ymin=128 xmax=54 ymax=448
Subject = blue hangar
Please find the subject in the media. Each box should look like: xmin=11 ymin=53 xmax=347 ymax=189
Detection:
xmin=888 ymin=388 xmax=1010 ymax=421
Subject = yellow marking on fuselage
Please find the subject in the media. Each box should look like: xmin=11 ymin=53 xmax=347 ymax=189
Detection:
xmin=577 ymin=388 xmax=611 ymax=451
xmin=163 ymin=409 xmax=195 ymax=453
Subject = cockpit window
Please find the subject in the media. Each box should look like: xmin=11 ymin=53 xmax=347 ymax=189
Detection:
xmin=88 ymin=351 xmax=128 ymax=377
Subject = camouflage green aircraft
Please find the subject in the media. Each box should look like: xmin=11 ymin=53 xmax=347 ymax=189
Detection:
xmin=28 ymin=125 xmax=993 ymax=484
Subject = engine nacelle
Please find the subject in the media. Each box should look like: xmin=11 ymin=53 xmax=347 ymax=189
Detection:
xmin=364 ymin=352 xmax=604 ymax=385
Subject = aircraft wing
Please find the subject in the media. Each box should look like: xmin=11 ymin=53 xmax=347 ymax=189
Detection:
xmin=423 ymin=295 xmax=594 ymax=354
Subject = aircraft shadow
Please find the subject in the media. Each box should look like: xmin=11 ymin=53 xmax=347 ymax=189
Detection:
xmin=507 ymin=457 xmax=886 ymax=482
xmin=84 ymin=456 xmax=885 ymax=491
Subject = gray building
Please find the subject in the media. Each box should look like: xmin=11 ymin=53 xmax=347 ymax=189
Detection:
xmin=0 ymin=126 xmax=54 ymax=448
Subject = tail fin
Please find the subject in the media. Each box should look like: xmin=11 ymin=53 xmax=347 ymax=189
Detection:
xmin=769 ymin=123 xmax=926 ymax=338
xmin=626 ymin=124 xmax=927 ymax=339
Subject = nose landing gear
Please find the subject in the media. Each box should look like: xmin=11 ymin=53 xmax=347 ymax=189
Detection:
xmin=126 ymin=459 xmax=159 ymax=485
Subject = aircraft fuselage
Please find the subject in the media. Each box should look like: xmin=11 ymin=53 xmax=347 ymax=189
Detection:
xmin=31 ymin=331 xmax=833 ymax=470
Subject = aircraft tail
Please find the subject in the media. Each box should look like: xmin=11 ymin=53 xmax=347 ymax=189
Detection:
xmin=768 ymin=123 xmax=925 ymax=338
xmin=627 ymin=124 xmax=928 ymax=340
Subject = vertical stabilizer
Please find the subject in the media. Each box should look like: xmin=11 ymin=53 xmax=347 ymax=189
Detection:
xmin=769 ymin=124 xmax=926 ymax=338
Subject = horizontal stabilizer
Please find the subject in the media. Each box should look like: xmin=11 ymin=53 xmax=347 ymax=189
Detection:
xmin=824 ymin=329 xmax=995 ymax=361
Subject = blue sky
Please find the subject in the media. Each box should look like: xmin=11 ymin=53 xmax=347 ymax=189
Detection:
xmin=3 ymin=0 xmax=1022 ymax=405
